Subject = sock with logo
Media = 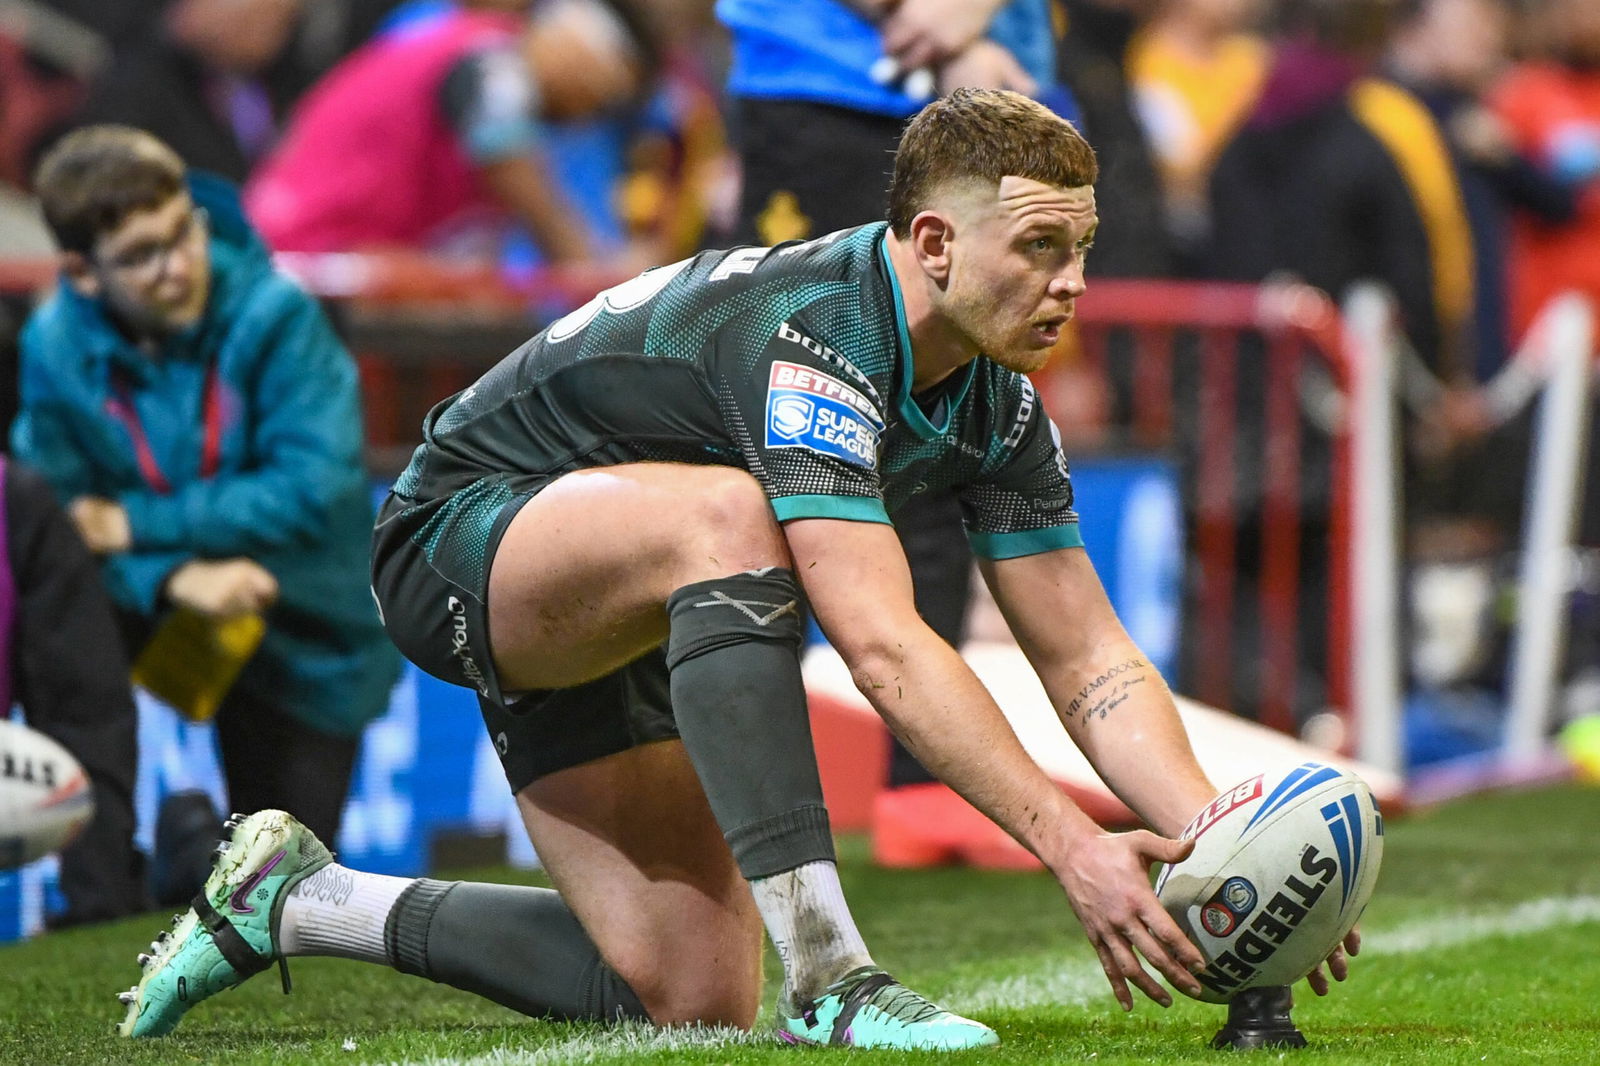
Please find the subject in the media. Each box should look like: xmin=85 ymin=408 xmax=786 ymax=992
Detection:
xmin=665 ymin=568 xmax=834 ymax=878
xmin=280 ymin=867 xmax=647 ymax=1021
xmin=277 ymin=864 xmax=411 ymax=964
xmin=666 ymin=568 xmax=870 ymax=999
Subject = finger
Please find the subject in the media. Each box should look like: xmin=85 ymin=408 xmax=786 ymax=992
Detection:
xmin=879 ymin=21 xmax=920 ymax=64
xmin=991 ymin=51 xmax=1035 ymax=96
xmin=1306 ymin=965 xmax=1330 ymax=997
xmin=1092 ymin=940 xmax=1133 ymax=1012
xmin=1138 ymin=831 xmax=1195 ymax=866
xmin=896 ymin=44 xmax=938 ymax=72
xmin=878 ymin=15 xmax=909 ymax=54
xmin=882 ymin=22 xmax=945 ymax=73
xmin=1126 ymin=917 xmax=1204 ymax=998
xmin=1139 ymin=901 xmax=1207 ymax=974
xmin=1107 ymin=934 xmax=1170 ymax=1008
xmin=1344 ymin=926 xmax=1362 ymax=956
xmin=890 ymin=36 xmax=939 ymax=72
xmin=1326 ymin=944 xmax=1349 ymax=983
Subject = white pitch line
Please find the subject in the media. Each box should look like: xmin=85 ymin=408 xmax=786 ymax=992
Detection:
xmin=1362 ymin=894 xmax=1600 ymax=956
xmin=944 ymin=894 xmax=1600 ymax=1013
xmin=371 ymin=1022 xmax=769 ymax=1066
xmin=945 ymin=958 xmax=1108 ymax=1013
xmin=369 ymin=896 xmax=1600 ymax=1064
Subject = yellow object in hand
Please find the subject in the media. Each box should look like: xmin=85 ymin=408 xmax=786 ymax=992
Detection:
xmin=131 ymin=609 xmax=266 ymax=723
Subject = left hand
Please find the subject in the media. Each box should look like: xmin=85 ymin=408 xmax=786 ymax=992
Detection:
xmin=1054 ymin=829 xmax=1208 ymax=1009
xmin=68 ymin=496 xmax=132 ymax=554
xmin=1305 ymin=926 xmax=1361 ymax=996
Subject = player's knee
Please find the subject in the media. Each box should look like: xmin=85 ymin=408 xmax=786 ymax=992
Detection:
xmin=645 ymin=977 xmax=762 ymax=1030
xmin=612 ymin=940 xmax=763 ymax=1029
xmin=678 ymin=468 xmax=785 ymax=576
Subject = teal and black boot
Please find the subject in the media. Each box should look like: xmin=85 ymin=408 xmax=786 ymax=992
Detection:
xmin=117 ymin=809 xmax=331 ymax=1037
xmin=777 ymin=965 xmax=999 ymax=1050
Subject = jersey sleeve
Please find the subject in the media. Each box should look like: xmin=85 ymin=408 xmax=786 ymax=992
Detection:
xmin=960 ymin=377 xmax=1084 ymax=559
xmin=439 ymin=46 xmax=543 ymax=164
xmin=715 ymin=324 xmax=891 ymax=526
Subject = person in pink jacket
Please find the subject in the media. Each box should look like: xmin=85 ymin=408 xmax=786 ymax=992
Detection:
xmin=245 ymin=0 xmax=654 ymax=263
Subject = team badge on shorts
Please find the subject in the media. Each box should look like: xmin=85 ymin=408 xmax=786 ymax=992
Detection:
xmin=765 ymin=360 xmax=883 ymax=470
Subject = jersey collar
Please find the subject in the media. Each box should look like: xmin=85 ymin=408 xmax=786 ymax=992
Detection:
xmin=877 ymin=232 xmax=976 ymax=440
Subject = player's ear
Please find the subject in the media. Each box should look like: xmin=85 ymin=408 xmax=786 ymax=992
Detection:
xmin=61 ymin=251 xmax=100 ymax=299
xmin=907 ymin=210 xmax=954 ymax=282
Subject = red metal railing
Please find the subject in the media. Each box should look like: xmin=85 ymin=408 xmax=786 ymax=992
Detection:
xmin=1062 ymin=280 xmax=1353 ymax=735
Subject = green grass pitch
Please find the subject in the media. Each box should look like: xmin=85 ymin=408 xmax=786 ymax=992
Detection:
xmin=3 ymin=784 xmax=1597 ymax=1065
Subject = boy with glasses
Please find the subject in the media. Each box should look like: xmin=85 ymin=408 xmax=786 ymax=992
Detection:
xmin=12 ymin=125 xmax=399 ymax=854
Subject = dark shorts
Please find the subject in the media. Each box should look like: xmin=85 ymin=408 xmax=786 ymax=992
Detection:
xmin=371 ymin=489 xmax=681 ymax=793
xmin=479 ymin=648 xmax=678 ymax=793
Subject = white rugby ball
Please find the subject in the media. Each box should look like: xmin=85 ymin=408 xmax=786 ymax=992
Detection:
xmin=1154 ymin=761 xmax=1383 ymax=1003
xmin=0 ymin=719 xmax=95 ymax=870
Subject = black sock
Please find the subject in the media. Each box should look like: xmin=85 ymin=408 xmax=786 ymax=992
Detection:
xmin=665 ymin=568 xmax=835 ymax=879
xmin=385 ymin=879 xmax=649 ymax=1022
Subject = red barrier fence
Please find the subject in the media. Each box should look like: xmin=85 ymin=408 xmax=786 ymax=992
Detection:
xmin=1060 ymin=280 xmax=1354 ymax=735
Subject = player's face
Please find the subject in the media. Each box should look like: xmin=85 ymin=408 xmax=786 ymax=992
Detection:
xmin=80 ymin=193 xmax=212 ymax=335
xmin=939 ymin=177 xmax=1096 ymax=375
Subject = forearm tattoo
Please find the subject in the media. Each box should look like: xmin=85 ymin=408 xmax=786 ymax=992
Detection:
xmin=1064 ymin=657 xmax=1151 ymax=721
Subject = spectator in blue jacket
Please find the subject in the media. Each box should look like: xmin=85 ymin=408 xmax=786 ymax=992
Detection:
xmin=12 ymin=125 xmax=399 ymax=847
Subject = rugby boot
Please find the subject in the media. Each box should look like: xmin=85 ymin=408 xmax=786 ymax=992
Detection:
xmin=116 ymin=809 xmax=331 ymax=1037
xmin=777 ymin=965 xmax=999 ymax=1050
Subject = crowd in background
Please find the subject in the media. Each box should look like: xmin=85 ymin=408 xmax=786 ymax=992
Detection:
xmin=1 ymin=1 xmax=1597 ymax=396
xmin=2 ymin=0 xmax=1600 ymax=919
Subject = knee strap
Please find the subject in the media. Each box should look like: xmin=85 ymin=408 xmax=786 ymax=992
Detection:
xmin=665 ymin=568 xmax=834 ymax=879
xmin=665 ymin=568 xmax=804 ymax=668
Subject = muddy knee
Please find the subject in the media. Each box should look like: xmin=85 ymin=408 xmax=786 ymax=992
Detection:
xmin=673 ymin=468 xmax=788 ymax=584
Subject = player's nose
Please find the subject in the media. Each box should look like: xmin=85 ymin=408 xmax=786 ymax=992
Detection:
xmin=1049 ymin=262 xmax=1086 ymax=301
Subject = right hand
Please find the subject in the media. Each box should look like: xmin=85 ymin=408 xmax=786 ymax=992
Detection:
xmin=165 ymin=558 xmax=279 ymax=619
xmin=1306 ymin=925 xmax=1361 ymax=996
xmin=1054 ymin=830 xmax=1207 ymax=1010
xmin=936 ymin=39 xmax=1036 ymax=95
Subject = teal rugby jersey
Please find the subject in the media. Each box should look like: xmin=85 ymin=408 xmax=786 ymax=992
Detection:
xmin=389 ymin=222 xmax=1083 ymax=560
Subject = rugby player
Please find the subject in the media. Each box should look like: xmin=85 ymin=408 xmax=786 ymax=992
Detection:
xmin=118 ymin=88 xmax=1350 ymax=1049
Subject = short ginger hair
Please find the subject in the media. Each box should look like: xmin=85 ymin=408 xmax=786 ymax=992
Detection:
xmin=888 ymin=88 xmax=1099 ymax=238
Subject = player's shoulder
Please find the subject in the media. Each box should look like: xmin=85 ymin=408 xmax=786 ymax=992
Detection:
xmin=696 ymin=222 xmax=888 ymax=290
